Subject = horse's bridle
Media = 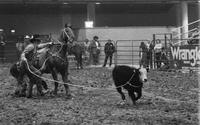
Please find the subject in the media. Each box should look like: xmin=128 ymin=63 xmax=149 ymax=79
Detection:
xmin=48 ymin=39 xmax=68 ymax=62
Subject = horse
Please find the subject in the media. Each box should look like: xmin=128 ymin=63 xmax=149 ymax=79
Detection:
xmin=10 ymin=30 xmax=73 ymax=98
xmin=33 ymin=31 xmax=73 ymax=98
xmin=67 ymin=41 xmax=85 ymax=69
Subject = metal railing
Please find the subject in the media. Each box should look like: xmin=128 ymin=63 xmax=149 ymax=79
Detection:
xmin=172 ymin=19 xmax=200 ymax=41
xmin=115 ymin=40 xmax=150 ymax=67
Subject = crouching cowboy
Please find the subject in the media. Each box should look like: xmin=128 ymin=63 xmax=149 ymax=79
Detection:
xmin=16 ymin=34 xmax=53 ymax=98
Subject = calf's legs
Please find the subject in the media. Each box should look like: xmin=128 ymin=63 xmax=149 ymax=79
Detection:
xmin=116 ymin=87 xmax=126 ymax=100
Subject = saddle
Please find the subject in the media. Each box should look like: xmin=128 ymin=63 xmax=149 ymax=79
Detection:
xmin=34 ymin=48 xmax=50 ymax=68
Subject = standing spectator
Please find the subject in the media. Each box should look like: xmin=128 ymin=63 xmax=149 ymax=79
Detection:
xmin=88 ymin=36 xmax=101 ymax=65
xmin=139 ymin=42 xmax=148 ymax=68
xmin=146 ymin=40 xmax=154 ymax=69
xmin=0 ymin=29 xmax=6 ymax=63
xmin=83 ymin=38 xmax=90 ymax=65
xmin=154 ymin=39 xmax=163 ymax=68
xmin=160 ymin=47 xmax=170 ymax=70
xmin=102 ymin=39 xmax=115 ymax=67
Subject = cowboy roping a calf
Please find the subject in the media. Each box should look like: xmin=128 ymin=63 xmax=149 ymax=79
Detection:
xmin=10 ymin=24 xmax=148 ymax=106
xmin=10 ymin=23 xmax=75 ymax=98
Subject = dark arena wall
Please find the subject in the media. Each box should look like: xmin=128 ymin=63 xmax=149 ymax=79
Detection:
xmin=0 ymin=1 xmax=198 ymax=37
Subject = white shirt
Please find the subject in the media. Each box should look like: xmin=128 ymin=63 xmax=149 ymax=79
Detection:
xmin=95 ymin=41 xmax=100 ymax=49
xmin=154 ymin=43 xmax=162 ymax=50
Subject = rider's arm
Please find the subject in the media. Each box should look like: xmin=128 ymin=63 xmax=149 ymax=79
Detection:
xmin=21 ymin=44 xmax=34 ymax=60
xmin=37 ymin=42 xmax=52 ymax=49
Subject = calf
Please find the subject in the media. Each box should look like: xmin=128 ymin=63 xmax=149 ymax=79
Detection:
xmin=112 ymin=65 xmax=147 ymax=105
xmin=10 ymin=62 xmax=48 ymax=97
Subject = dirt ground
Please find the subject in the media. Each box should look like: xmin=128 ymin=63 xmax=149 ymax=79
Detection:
xmin=0 ymin=64 xmax=199 ymax=125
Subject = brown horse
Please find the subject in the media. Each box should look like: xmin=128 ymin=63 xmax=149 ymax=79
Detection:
xmin=67 ymin=41 xmax=85 ymax=69
xmin=33 ymin=31 xmax=73 ymax=97
xmin=10 ymin=30 xmax=73 ymax=98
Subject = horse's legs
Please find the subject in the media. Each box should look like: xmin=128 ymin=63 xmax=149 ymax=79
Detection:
xmin=16 ymin=62 xmax=27 ymax=97
xmin=75 ymin=55 xmax=79 ymax=69
xmin=52 ymin=71 xmax=59 ymax=95
xmin=61 ymin=72 xmax=71 ymax=97
xmin=26 ymin=77 xmax=34 ymax=98
xmin=36 ymin=80 xmax=44 ymax=96
xmin=79 ymin=54 xmax=83 ymax=69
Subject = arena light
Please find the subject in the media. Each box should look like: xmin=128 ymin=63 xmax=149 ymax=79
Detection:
xmin=63 ymin=2 xmax=68 ymax=4
xmin=95 ymin=2 xmax=101 ymax=5
xmin=11 ymin=29 xmax=15 ymax=33
xmin=85 ymin=21 xmax=94 ymax=28
xmin=0 ymin=29 xmax=4 ymax=32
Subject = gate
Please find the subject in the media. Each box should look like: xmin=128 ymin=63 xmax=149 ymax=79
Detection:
xmin=115 ymin=40 xmax=150 ymax=67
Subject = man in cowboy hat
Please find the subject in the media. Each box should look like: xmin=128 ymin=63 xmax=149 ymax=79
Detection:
xmin=20 ymin=34 xmax=53 ymax=74
xmin=16 ymin=34 xmax=53 ymax=96
xmin=88 ymin=36 xmax=101 ymax=65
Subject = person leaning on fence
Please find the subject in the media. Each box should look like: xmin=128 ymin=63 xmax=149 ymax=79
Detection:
xmin=102 ymin=39 xmax=115 ymax=67
xmin=154 ymin=39 xmax=163 ymax=68
xmin=139 ymin=42 xmax=148 ymax=68
xmin=88 ymin=36 xmax=101 ymax=65
xmin=0 ymin=30 xmax=6 ymax=63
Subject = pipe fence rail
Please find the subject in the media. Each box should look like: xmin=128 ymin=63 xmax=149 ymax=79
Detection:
xmin=1 ymin=38 xmax=199 ymax=71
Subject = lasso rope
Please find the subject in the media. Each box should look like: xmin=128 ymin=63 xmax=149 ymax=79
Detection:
xmin=25 ymin=57 xmax=140 ymax=91
xmin=33 ymin=38 xmax=66 ymax=72
xmin=23 ymin=36 xmax=141 ymax=90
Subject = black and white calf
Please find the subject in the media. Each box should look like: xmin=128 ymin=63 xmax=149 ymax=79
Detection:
xmin=112 ymin=65 xmax=148 ymax=105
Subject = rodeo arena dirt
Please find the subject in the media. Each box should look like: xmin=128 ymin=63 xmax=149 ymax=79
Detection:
xmin=0 ymin=35 xmax=199 ymax=125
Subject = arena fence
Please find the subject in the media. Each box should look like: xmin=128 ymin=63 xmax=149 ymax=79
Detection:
xmin=152 ymin=38 xmax=200 ymax=71
xmin=1 ymin=37 xmax=199 ymax=72
xmin=115 ymin=40 xmax=150 ymax=67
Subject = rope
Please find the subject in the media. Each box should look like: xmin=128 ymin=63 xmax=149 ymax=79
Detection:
xmin=33 ymin=38 xmax=66 ymax=72
xmin=63 ymin=28 xmax=70 ymax=41
xmin=23 ymin=39 xmax=141 ymax=91
xmin=115 ymin=70 xmax=142 ymax=89
xmin=24 ymin=59 xmax=142 ymax=91
xmin=24 ymin=59 xmax=99 ymax=90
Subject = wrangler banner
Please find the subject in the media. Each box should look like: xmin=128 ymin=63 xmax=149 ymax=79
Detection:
xmin=171 ymin=45 xmax=200 ymax=70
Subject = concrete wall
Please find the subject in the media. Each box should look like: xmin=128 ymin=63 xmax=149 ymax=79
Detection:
xmin=77 ymin=26 xmax=174 ymax=41
xmin=0 ymin=3 xmax=197 ymax=38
